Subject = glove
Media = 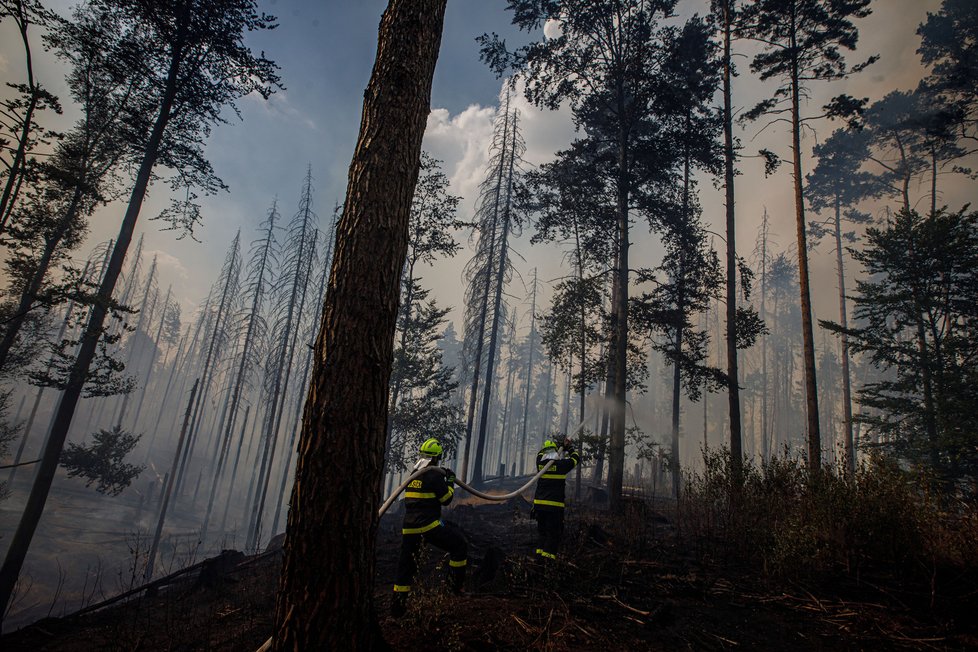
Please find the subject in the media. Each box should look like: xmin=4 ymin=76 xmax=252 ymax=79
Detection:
xmin=562 ymin=437 xmax=574 ymax=453
xmin=443 ymin=468 xmax=456 ymax=485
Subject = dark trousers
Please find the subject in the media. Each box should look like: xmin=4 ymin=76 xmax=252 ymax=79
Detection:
xmin=535 ymin=508 xmax=564 ymax=559
xmin=394 ymin=522 xmax=467 ymax=594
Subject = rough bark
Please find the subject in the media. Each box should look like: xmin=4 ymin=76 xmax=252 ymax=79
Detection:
xmin=270 ymin=2 xmax=446 ymax=649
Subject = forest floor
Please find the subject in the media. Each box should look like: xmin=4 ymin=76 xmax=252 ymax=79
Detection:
xmin=2 ymin=479 xmax=975 ymax=651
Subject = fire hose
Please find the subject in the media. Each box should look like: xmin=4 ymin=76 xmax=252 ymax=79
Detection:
xmin=257 ymin=413 xmax=591 ymax=651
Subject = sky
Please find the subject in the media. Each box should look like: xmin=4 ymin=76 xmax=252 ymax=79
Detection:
xmin=0 ymin=0 xmax=969 ymax=346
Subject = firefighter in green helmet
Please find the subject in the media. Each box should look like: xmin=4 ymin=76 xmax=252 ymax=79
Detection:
xmin=532 ymin=435 xmax=579 ymax=560
xmin=391 ymin=437 xmax=467 ymax=617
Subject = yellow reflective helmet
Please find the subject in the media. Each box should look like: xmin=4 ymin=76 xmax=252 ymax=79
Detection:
xmin=420 ymin=438 xmax=443 ymax=457
xmin=541 ymin=440 xmax=558 ymax=451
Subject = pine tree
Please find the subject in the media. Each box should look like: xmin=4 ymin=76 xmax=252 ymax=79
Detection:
xmin=386 ymin=154 xmax=462 ymax=473
xmin=806 ymin=128 xmax=879 ymax=474
xmin=822 ymin=209 xmax=978 ymax=483
xmin=0 ymin=0 xmax=61 ymax=232
xmin=272 ymin=2 xmax=447 ymax=647
xmin=740 ymin=0 xmax=876 ymax=473
xmin=482 ymin=0 xmax=687 ymax=508
xmin=0 ymin=0 xmax=280 ymax=618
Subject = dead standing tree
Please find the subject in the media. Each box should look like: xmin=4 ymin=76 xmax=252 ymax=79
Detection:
xmin=247 ymin=170 xmax=318 ymax=550
xmin=200 ymin=201 xmax=279 ymax=541
xmin=0 ymin=0 xmax=280 ymax=622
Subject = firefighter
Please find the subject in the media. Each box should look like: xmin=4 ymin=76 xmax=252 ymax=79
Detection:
xmin=532 ymin=435 xmax=579 ymax=560
xmin=391 ymin=437 xmax=467 ymax=617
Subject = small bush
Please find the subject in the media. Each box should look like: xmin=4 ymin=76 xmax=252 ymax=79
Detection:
xmin=679 ymin=447 xmax=978 ymax=591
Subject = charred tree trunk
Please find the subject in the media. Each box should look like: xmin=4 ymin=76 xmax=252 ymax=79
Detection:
xmin=833 ymin=197 xmax=855 ymax=476
xmin=144 ymin=379 xmax=198 ymax=582
xmin=472 ymin=117 xmax=516 ymax=485
xmin=518 ymin=268 xmax=538 ymax=475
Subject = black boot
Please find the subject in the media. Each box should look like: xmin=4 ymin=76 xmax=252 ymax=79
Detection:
xmin=390 ymin=593 xmax=407 ymax=618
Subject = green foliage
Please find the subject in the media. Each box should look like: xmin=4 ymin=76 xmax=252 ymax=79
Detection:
xmin=822 ymin=209 xmax=978 ymax=484
xmin=918 ymin=0 xmax=978 ymax=141
xmin=59 ymin=424 xmax=144 ymax=495
xmin=388 ymin=154 xmax=465 ymax=471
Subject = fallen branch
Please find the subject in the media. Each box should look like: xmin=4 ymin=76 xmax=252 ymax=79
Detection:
xmin=596 ymin=593 xmax=652 ymax=617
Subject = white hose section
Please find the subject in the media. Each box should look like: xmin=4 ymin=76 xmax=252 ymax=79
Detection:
xmin=256 ymin=459 xmax=559 ymax=652
xmin=258 ymin=409 xmax=593 ymax=651
xmin=376 ymin=458 xmax=557 ymax=517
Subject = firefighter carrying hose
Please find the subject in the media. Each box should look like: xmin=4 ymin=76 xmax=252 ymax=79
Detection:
xmin=391 ymin=438 xmax=468 ymax=617
xmin=532 ymin=435 xmax=579 ymax=560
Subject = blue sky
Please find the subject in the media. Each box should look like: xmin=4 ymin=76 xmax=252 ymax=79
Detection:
xmin=1 ymin=0 xmax=967 ymax=337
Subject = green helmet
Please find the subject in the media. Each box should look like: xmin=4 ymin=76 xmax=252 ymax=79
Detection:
xmin=420 ymin=438 xmax=443 ymax=457
xmin=541 ymin=440 xmax=558 ymax=451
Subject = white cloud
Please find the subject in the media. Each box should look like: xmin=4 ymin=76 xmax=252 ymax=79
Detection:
xmin=543 ymin=19 xmax=563 ymax=40
xmin=419 ymin=81 xmax=579 ymax=331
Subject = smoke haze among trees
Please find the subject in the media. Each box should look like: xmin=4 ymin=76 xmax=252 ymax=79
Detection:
xmin=0 ymin=0 xmax=975 ymax=639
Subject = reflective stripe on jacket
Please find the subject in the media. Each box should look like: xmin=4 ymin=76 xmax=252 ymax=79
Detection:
xmin=533 ymin=449 xmax=579 ymax=510
xmin=402 ymin=467 xmax=454 ymax=533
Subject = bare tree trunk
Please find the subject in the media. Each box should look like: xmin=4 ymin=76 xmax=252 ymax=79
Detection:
xmin=518 ymin=268 xmax=538 ymax=476
xmin=462 ymin=99 xmax=510 ymax=482
xmin=177 ymin=233 xmax=240 ymax=496
xmin=789 ymin=24 xmax=821 ymax=472
xmin=608 ymin=114 xmax=630 ymax=511
xmin=130 ymin=286 xmax=171 ymax=431
xmin=760 ymin=211 xmax=769 ymax=461
xmin=144 ymin=379 xmax=198 ymax=581
xmin=116 ymin=257 xmax=159 ymax=428
xmin=833 ymin=197 xmax=855 ymax=476
xmin=272 ymin=2 xmax=446 ymax=648
xmin=722 ymin=0 xmax=744 ymax=480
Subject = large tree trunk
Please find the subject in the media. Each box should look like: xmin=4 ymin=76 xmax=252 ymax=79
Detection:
xmin=0 ymin=17 xmax=187 ymax=620
xmin=271 ymin=2 xmax=446 ymax=649
xmin=789 ymin=25 xmax=821 ymax=473
xmin=722 ymin=0 xmax=744 ymax=480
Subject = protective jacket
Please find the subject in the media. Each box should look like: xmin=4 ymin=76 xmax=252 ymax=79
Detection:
xmin=401 ymin=467 xmax=455 ymax=534
xmin=533 ymin=448 xmax=580 ymax=511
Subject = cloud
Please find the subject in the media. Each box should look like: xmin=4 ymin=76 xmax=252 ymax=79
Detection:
xmin=424 ymin=104 xmax=497 ymax=222
xmin=544 ymin=19 xmax=562 ymax=40
xmin=420 ymin=81 xmax=578 ymax=330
